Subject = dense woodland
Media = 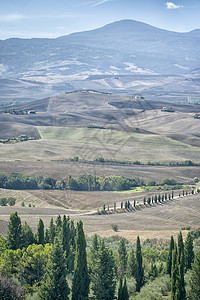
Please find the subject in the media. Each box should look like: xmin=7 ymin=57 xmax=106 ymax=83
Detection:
xmin=1 ymin=213 xmax=200 ymax=299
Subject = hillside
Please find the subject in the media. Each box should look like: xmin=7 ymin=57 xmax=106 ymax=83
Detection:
xmin=0 ymin=91 xmax=200 ymax=165
xmin=0 ymin=20 xmax=200 ymax=103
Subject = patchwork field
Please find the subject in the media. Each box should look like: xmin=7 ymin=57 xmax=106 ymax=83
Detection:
xmin=0 ymin=91 xmax=200 ymax=242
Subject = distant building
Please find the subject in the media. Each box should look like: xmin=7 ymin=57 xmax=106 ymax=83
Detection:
xmin=161 ymin=106 xmax=175 ymax=112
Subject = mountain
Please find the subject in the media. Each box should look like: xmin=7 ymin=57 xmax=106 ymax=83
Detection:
xmin=0 ymin=19 xmax=200 ymax=103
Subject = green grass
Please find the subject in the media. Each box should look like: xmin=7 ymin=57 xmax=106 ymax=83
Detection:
xmin=112 ymin=187 xmax=145 ymax=193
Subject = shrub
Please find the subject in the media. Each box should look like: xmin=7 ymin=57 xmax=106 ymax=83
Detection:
xmin=8 ymin=197 xmax=16 ymax=206
xmin=111 ymin=224 xmax=119 ymax=232
xmin=134 ymin=275 xmax=170 ymax=300
xmin=0 ymin=197 xmax=7 ymax=206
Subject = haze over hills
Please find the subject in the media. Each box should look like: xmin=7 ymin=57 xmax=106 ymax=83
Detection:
xmin=0 ymin=19 xmax=200 ymax=103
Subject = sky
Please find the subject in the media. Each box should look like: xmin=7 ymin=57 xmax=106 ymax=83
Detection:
xmin=0 ymin=0 xmax=200 ymax=40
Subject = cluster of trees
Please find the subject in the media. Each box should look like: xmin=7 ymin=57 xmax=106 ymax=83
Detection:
xmin=0 ymin=172 xmax=145 ymax=191
xmin=1 ymin=213 xmax=200 ymax=299
xmin=0 ymin=197 xmax=16 ymax=206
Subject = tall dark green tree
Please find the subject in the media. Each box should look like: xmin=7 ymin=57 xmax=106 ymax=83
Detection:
xmin=37 ymin=219 xmax=44 ymax=245
xmin=90 ymin=239 xmax=116 ymax=300
xmin=38 ymin=237 xmax=70 ymax=300
xmin=189 ymin=249 xmax=200 ymax=299
xmin=135 ymin=236 xmax=144 ymax=292
xmin=72 ymin=220 xmax=89 ymax=300
xmin=55 ymin=215 xmax=62 ymax=234
xmin=118 ymin=275 xmax=123 ymax=300
xmin=127 ymin=249 xmax=136 ymax=278
xmin=171 ymin=243 xmax=178 ymax=300
xmin=21 ymin=221 xmax=35 ymax=248
xmin=62 ymin=215 xmax=70 ymax=252
xmin=49 ymin=217 xmax=55 ymax=244
xmin=7 ymin=212 xmax=22 ymax=250
xmin=118 ymin=238 xmax=127 ymax=276
xmin=171 ymin=232 xmax=186 ymax=300
xmin=68 ymin=219 xmax=76 ymax=273
xmin=121 ymin=276 xmax=129 ymax=300
xmin=184 ymin=232 xmax=194 ymax=271
xmin=118 ymin=275 xmax=129 ymax=300
xmin=167 ymin=235 xmax=175 ymax=276
xmin=176 ymin=231 xmax=186 ymax=300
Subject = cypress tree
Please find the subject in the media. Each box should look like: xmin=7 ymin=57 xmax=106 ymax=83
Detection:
xmin=91 ymin=239 xmax=116 ymax=300
xmin=7 ymin=212 xmax=22 ymax=250
xmin=121 ymin=276 xmax=129 ymax=300
xmin=127 ymin=249 xmax=136 ymax=278
xmin=171 ymin=233 xmax=186 ymax=300
xmin=37 ymin=219 xmax=44 ymax=245
xmin=118 ymin=238 xmax=127 ymax=276
xmin=158 ymin=194 xmax=161 ymax=202
xmin=135 ymin=236 xmax=144 ymax=292
xmin=118 ymin=275 xmax=123 ymax=300
xmin=184 ymin=232 xmax=194 ymax=271
xmin=21 ymin=221 xmax=35 ymax=248
xmin=45 ymin=228 xmax=49 ymax=244
xmin=68 ymin=219 xmax=76 ymax=273
xmin=171 ymin=243 xmax=178 ymax=300
xmin=167 ymin=235 xmax=175 ymax=276
xmin=49 ymin=217 xmax=55 ymax=244
xmin=72 ymin=220 xmax=89 ymax=300
xmin=165 ymin=193 xmax=167 ymax=200
xmin=62 ymin=215 xmax=70 ymax=261
xmin=55 ymin=215 xmax=62 ymax=234
xmin=38 ymin=237 xmax=70 ymax=300
xmin=91 ymin=234 xmax=99 ymax=253
xmin=189 ymin=249 xmax=200 ymax=299
xmin=176 ymin=231 xmax=186 ymax=300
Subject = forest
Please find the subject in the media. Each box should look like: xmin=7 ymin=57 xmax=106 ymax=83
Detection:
xmin=1 ymin=212 xmax=200 ymax=299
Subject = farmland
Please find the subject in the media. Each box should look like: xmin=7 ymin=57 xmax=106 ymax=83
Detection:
xmin=0 ymin=91 xmax=200 ymax=242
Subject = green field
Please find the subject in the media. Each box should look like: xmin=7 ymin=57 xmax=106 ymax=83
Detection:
xmin=37 ymin=126 xmax=200 ymax=163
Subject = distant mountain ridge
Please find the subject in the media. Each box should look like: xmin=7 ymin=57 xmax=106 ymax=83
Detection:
xmin=0 ymin=19 xmax=200 ymax=103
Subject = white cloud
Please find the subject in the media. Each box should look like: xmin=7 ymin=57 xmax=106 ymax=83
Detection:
xmin=91 ymin=0 xmax=112 ymax=7
xmin=0 ymin=13 xmax=29 ymax=22
xmin=166 ymin=2 xmax=183 ymax=9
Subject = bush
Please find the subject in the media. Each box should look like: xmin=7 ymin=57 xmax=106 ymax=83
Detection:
xmin=8 ymin=197 xmax=16 ymax=206
xmin=134 ymin=275 xmax=170 ymax=300
xmin=111 ymin=224 xmax=119 ymax=232
xmin=0 ymin=276 xmax=25 ymax=300
xmin=0 ymin=197 xmax=7 ymax=206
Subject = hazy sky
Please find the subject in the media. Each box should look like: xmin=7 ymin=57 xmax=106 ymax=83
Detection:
xmin=0 ymin=0 xmax=200 ymax=39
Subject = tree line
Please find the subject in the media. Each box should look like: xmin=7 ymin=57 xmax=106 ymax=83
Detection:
xmin=1 ymin=213 xmax=200 ymax=299
xmin=0 ymin=172 xmax=145 ymax=191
